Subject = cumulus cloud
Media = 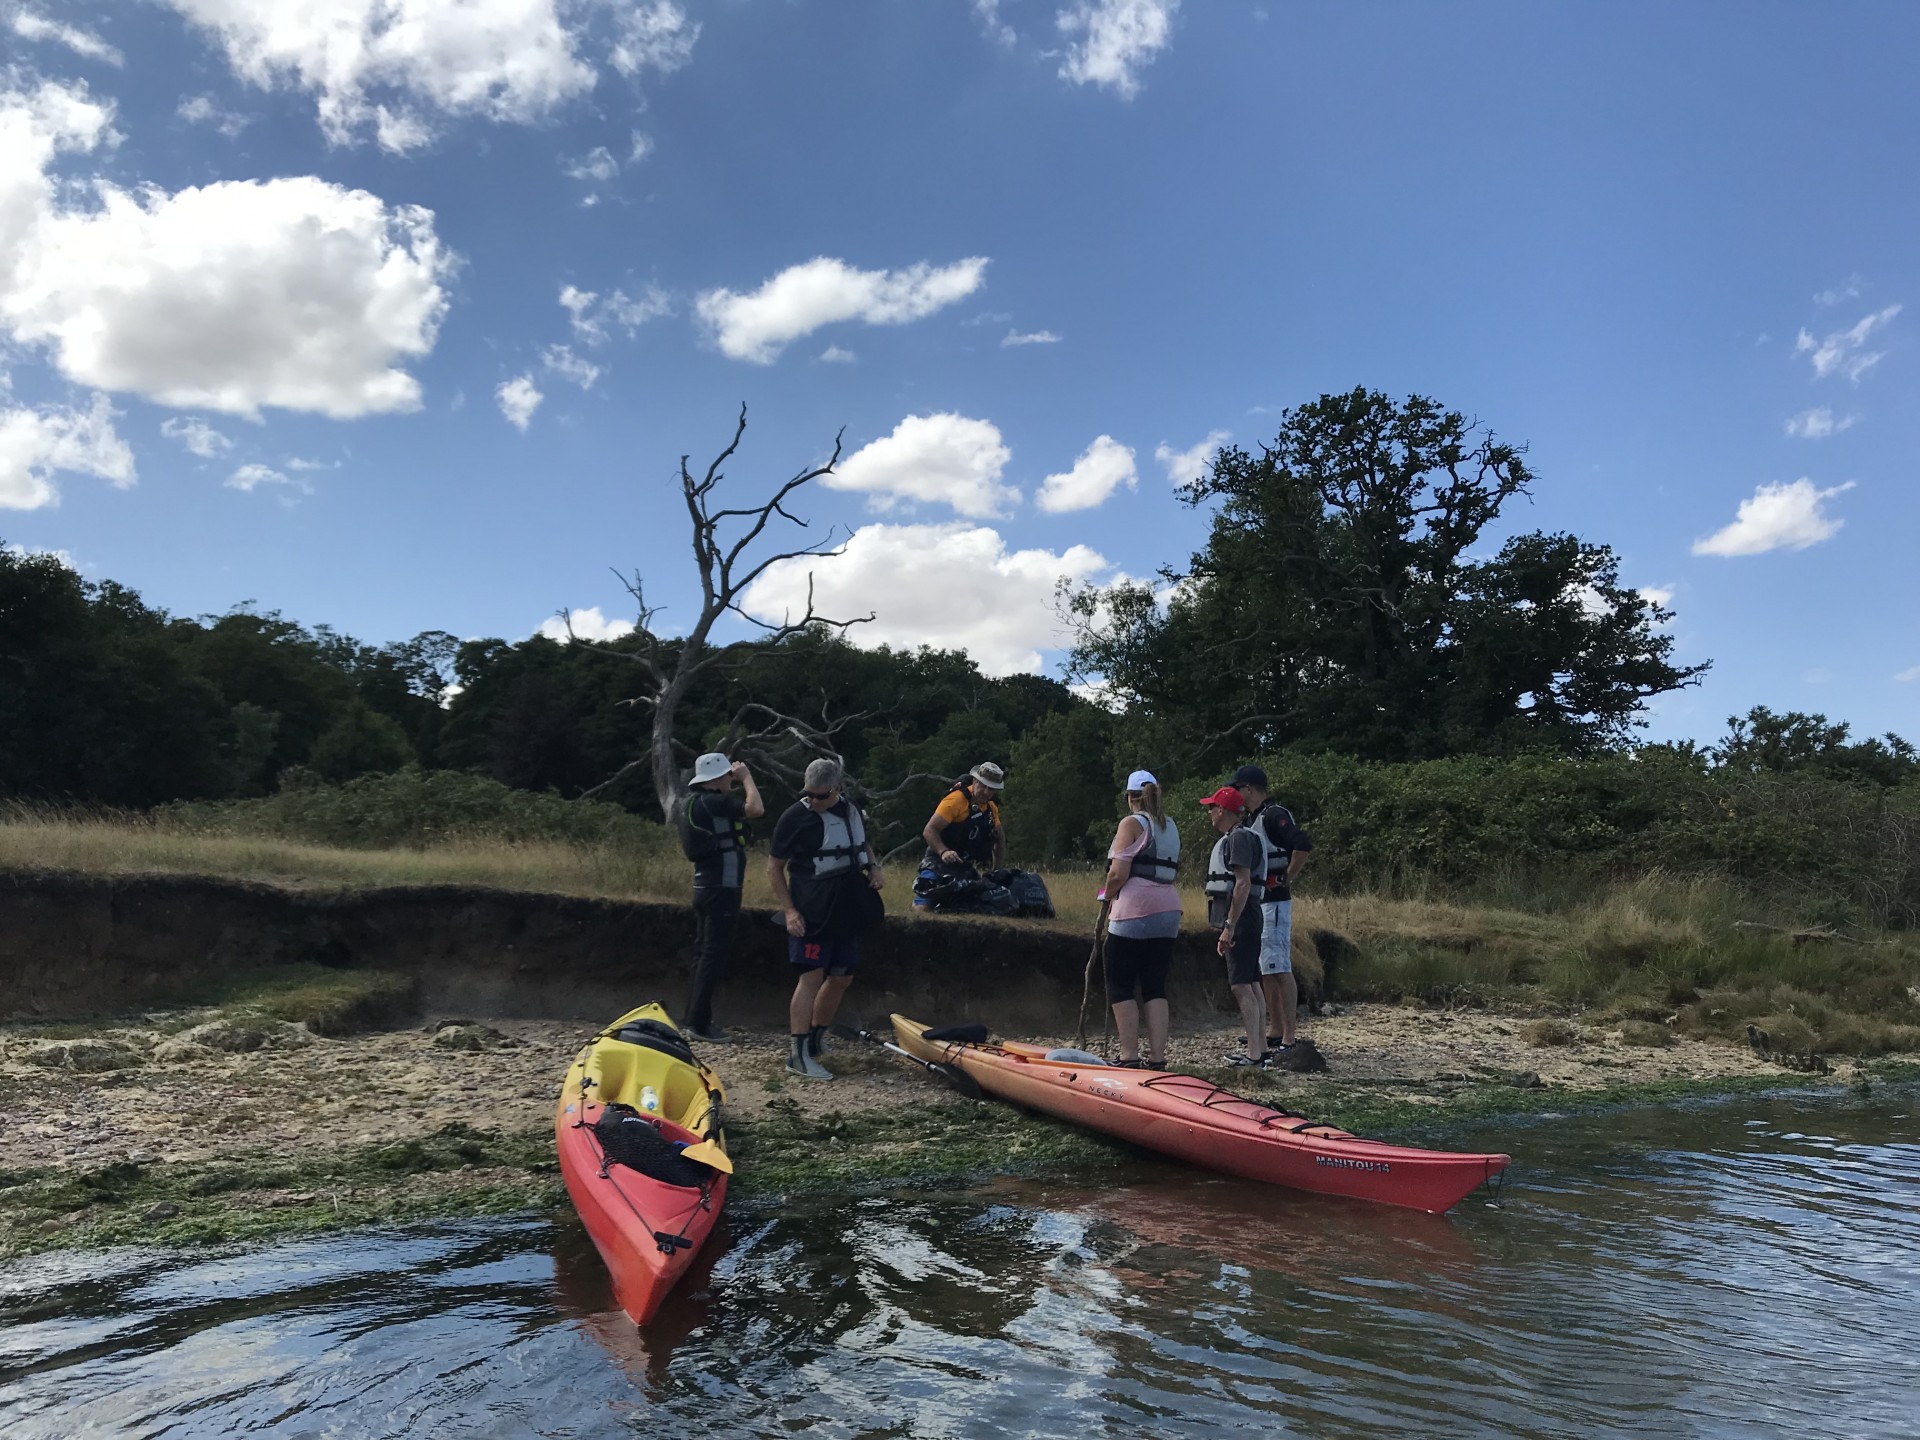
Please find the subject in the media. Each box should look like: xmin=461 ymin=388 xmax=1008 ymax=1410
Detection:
xmin=559 ymin=282 xmax=670 ymax=345
xmin=1692 ymin=478 xmax=1855 ymax=557
xmin=742 ymin=521 xmax=1112 ymax=675
xmin=1036 ymin=435 xmax=1137 ymax=513
xmin=1002 ymin=329 xmax=1060 ymax=347
xmin=1784 ymin=407 xmax=1856 ymax=440
xmin=496 ymin=374 xmax=542 ymax=431
xmin=1795 ymin=305 xmax=1901 ymax=381
xmin=177 ymin=93 xmax=249 ymax=137
xmin=542 ymin=344 xmax=600 ymax=389
xmin=10 ymin=9 xmax=123 ymax=65
xmin=695 ymin=255 xmax=989 ymax=363
xmin=1154 ymin=429 xmax=1228 ymax=486
xmin=1057 ymin=0 xmax=1179 ymax=99
xmin=160 ymin=416 xmax=233 ymax=458
xmin=1 ymin=81 xmax=452 ymax=421
xmin=824 ymin=413 xmax=1017 ymax=519
xmin=0 ymin=390 xmax=134 ymax=510
xmin=538 ymin=606 xmax=635 ymax=643
xmin=818 ymin=345 xmax=856 ymax=364
xmin=608 ymin=0 xmax=699 ymax=77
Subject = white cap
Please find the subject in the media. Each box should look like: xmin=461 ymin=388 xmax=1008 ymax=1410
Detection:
xmin=690 ymin=752 xmax=731 ymax=785
xmin=1125 ymin=769 xmax=1157 ymax=791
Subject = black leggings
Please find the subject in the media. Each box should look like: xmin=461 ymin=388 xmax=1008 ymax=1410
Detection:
xmin=1105 ymin=933 xmax=1174 ymax=1005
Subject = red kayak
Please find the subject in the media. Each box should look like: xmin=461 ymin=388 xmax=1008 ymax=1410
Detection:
xmin=891 ymin=1015 xmax=1509 ymax=1215
xmin=556 ymin=1004 xmax=731 ymax=1324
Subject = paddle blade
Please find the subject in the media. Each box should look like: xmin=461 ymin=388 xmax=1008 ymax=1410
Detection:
xmin=932 ymin=1062 xmax=984 ymax=1101
xmin=680 ymin=1139 xmax=734 ymax=1175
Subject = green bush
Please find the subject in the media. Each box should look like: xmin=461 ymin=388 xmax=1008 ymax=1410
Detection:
xmin=161 ymin=766 xmax=668 ymax=853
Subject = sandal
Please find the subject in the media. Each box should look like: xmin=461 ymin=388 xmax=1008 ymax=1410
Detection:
xmin=1223 ymin=1052 xmax=1264 ymax=1067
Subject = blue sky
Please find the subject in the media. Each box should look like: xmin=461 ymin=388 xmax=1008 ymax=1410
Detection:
xmin=2 ymin=0 xmax=1914 ymax=746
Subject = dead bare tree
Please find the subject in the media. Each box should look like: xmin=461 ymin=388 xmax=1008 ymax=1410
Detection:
xmin=575 ymin=405 xmax=875 ymax=815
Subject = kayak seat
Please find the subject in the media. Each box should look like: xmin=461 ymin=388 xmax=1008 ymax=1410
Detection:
xmin=612 ymin=1018 xmax=697 ymax=1066
xmin=1043 ymin=1048 xmax=1108 ymax=1065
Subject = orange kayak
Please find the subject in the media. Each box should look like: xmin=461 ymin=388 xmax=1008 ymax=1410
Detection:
xmin=890 ymin=1015 xmax=1508 ymax=1215
xmin=555 ymin=1005 xmax=730 ymax=1324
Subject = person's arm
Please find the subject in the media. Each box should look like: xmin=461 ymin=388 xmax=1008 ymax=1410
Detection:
xmin=1219 ymin=862 xmax=1251 ymax=956
xmin=1101 ymin=816 xmax=1140 ymax=898
xmin=767 ymin=854 xmax=804 ymax=936
xmin=733 ymin=761 xmax=765 ymax=820
xmin=922 ymin=814 xmax=960 ymax=866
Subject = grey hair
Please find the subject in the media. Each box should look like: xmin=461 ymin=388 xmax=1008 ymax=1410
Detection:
xmin=803 ymin=757 xmax=843 ymax=792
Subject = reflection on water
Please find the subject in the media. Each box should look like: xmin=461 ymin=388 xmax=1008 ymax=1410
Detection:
xmin=3 ymin=1089 xmax=1917 ymax=1438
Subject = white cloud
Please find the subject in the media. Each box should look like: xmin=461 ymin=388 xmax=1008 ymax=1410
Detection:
xmin=1784 ymin=407 xmax=1856 ymax=439
xmin=496 ymin=375 xmax=542 ymax=431
xmin=225 ymin=461 xmax=301 ymax=492
xmin=0 ymin=391 xmax=134 ymax=510
xmin=1002 ymin=329 xmax=1060 ymax=347
xmin=176 ymin=93 xmax=249 ymax=137
xmin=974 ymin=0 xmax=1017 ymax=46
xmin=160 ymin=416 xmax=233 ymax=458
xmin=695 ymin=255 xmax=989 ymax=363
xmin=11 ymin=9 xmax=123 ymax=65
xmin=1 ymin=81 xmax=452 ymax=421
xmin=283 ymin=456 xmax=331 ymax=472
xmin=1814 ymin=276 xmax=1862 ymax=306
xmin=818 ymin=345 xmax=856 ymax=363
xmin=538 ymin=606 xmax=635 ymax=643
xmin=1057 ymin=0 xmax=1179 ymax=99
xmin=1154 ymin=428 xmax=1228 ymax=486
xmin=608 ymin=0 xmax=699 ymax=77
xmin=1896 ymin=665 xmax=1920 ymax=683
xmin=628 ymin=130 xmax=654 ymax=163
xmin=162 ymin=0 xmax=632 ymax=150
xmin=559 ymin=282 xmax=670 ymax=345
xmin=1691 ymin=478 xmax=1855 ymax=557
xmin=1637 ymin=585 xmax=1675 ymax=610
xmin=2 ymin=540 xmax=77 ymax=567
xmin=1795 ymin=305 xmax=1901 ymax=381
xmin=541 ymin=344 xmax=600 ymax=389
xmin=1036 ymin=434 xmax=1137 ymax=513
xmin=565 ymin=146 xmax=619 ymax=183
xmin=825 ymin=413 xmax=1017 ymax=519
xmin=742 ymin=521 xmax=1112 ymax=675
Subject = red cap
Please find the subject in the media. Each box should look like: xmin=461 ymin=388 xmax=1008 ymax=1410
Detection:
xmin=1199 ymin=785 xmax=1246 ymax=812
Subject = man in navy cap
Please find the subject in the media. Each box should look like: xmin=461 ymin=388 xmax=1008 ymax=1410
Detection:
xmin=1231 ymin=764 xmax=1314 ymax=1056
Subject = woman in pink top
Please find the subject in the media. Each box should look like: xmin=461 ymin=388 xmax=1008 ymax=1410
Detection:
xmin=1101 ymin=769 xmax=1183 ymax=1067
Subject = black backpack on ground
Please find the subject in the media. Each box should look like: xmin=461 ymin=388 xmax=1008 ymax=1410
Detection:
xmin=987 ymin=868 xmax=1055 ymax=919
xmin=914 ymin=868 xmax=1018 ymax=916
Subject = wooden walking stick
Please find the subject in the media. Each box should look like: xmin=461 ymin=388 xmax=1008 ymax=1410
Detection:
xmin=1074 ymin=898 xmax=1111 ymax=1051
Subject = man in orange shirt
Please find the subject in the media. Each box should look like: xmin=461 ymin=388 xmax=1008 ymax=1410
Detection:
xmin=914 ymin=762 xmax=1006 ymax=907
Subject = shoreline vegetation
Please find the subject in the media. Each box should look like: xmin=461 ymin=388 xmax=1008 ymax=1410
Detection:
xmin=6 ymin=802 xmax=1919 ymax=1260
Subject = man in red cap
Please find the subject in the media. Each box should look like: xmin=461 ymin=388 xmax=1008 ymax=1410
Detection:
xmin=1200 ymin=786 xmax=1267 ymax=1066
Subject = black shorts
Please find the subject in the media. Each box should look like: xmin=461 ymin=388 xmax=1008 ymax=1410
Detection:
xmin=788 ymin=935 xmax=859 ymax=977
xmin=1225 ymin=923 xmax=1262 ymax=988
xmin=1105 ymin=933 xmax=1173 ymax=1005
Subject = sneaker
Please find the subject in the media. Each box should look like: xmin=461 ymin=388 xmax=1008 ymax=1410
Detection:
xmin=1223 ymin=1052 xmax=1264 ymax=1067
xmin=1141 ymin=1059 xmax=1170 ymax=1071
xmin=685 ymin=1023 xmax=731 ymax=1044
xmin=787 ymin=1036 xmax=833 ymax=1082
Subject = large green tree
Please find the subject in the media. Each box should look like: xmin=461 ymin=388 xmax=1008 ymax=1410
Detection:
xmin=1066 ymin=389 xmax=1706 ymax=763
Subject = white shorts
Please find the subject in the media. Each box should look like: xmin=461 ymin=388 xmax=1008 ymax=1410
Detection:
xmin=1258 ymin=899 xmax=1292 ymax=975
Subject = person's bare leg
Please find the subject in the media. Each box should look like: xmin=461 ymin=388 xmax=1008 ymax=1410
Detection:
xmin=1143 ymin=998 xmax=1169 ymax=1065
xmin=1261 ymin=975 xmax=1285 ymax=1046
xmin=1112 ymin=1000 xmax=1141 ymax=1061
xmin=1232 ymin=983 xmax=1265 ymax=1060
xmin=811 ymin=973 xmax=855 ymax=1028
xmin=1278 ymin=972 xmax=1298 ymax=1047
xmin=789 ymin=970 xmax=825 ymax=1035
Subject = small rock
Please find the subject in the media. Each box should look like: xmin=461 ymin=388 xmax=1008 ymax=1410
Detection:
xmin=143 ymin=1202 xmax=181 ymax=1222
xmin=268 ymin=1192 xmax=319 ymax=1208
xmin=432 ymin=1023 xmax=511 ymax=1052
xmin=1509 ymin=1070 xmax=1545 ymax=1090
xmin=23 ymin=1039 xmax=143 ymax=1073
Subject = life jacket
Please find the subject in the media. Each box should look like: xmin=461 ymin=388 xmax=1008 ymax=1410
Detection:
xmin=678 ymin=790 xmax=746 ymax=866
xmin=1126 ymin=814 xmax=1180 ymax=883
xmin=925 ymin=781 xmax=999 ymax=869
xmin=1204 ymin=832 xmax=1241 ymax=898
xmin=797 ymin=799 xmax=870 ymax=879
xmin=1246 ymin=801 xmax=1295 ymax=893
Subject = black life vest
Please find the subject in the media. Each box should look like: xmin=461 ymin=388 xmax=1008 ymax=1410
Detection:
xmin=925 ymin=782 xmax=999 ymax=869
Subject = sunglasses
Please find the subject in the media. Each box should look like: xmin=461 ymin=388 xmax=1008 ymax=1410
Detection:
xmin=803 ymin=788 xmax=838 ymax=801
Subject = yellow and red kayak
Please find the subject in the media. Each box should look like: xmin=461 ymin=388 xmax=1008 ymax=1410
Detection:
xmin=555 ymin=1004 xmax=731 ymax=1324
xmin=890 ymin=1015 xmax=1508 ymax=1215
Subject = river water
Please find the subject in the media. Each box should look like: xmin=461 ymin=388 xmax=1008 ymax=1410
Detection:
xmin=3 ymin=1087 xmax=1917 ymax=1438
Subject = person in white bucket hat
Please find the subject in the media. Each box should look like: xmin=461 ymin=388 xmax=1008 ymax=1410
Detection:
xmin=915 ymin=761 xmax=1007 ymax=907
xmin=678 ymin=751 xmax=763 ymax=1042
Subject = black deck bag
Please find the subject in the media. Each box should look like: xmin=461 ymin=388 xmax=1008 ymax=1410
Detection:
xmin=916 ymin=873 xmax=1018 ymax=915
xmin=987 ymin=868 xmax=1055 ymax=919
xmin=593 ymin=1103 xmax=712 ymax=1187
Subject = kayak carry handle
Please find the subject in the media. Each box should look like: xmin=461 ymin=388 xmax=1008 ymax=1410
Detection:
xmin=653 ymin=1231 xmax=695 ymax=1254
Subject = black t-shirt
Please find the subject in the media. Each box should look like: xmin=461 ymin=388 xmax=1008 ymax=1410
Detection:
xmin=1250 ymin=802 xmax=1314 ymax=902
xmin=770 ymin=797 xmax=875 ymax=939
xmin=689 ymin=791 xmax=747 ymax=889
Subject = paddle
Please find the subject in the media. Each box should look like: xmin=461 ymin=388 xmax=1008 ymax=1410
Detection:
xmin=679 ymin=1138 xmax=735 ymax=1175
xmin=828 ymin=1022 xmax=985 ymax=1100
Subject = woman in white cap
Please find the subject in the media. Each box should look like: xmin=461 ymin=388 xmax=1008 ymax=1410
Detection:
xmin=678 ymin=751 xmax=763 ymax=1043
xmin=1101 ymin=769 xmax=1182 ymax=1067
xmin=915 ymin=762 xmax=1007 ymax=907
